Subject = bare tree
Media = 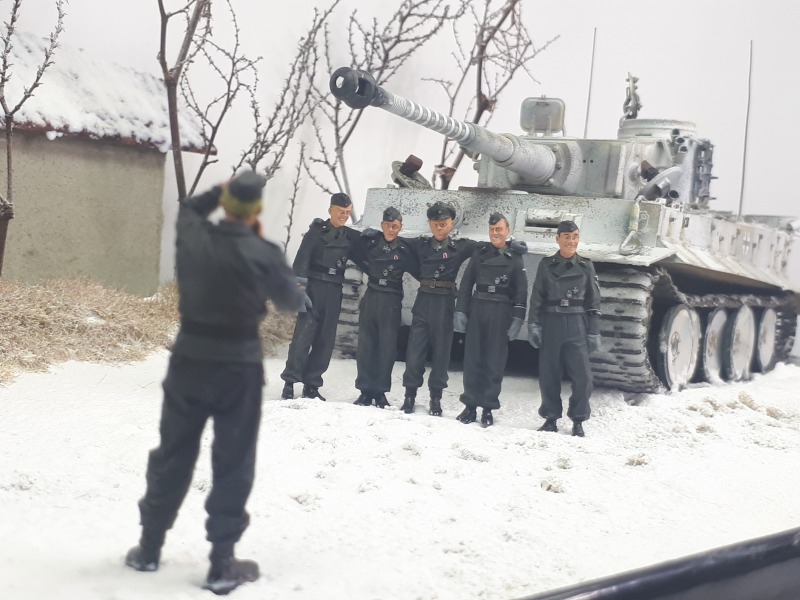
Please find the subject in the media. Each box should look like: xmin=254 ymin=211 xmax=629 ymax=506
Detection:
xmin=157 ymin=0 xmax=211 ymax=200
xmin=424 ymin=0 xmax=558 ymax=189
xmin=305 ymin=0 xmax=468 ymax=221
xmin=180 ymin=0 xmax=259 ymax=196
xmin=232 ymin=3 xmax=338 ymax=182
xmin=0 ymin=0 xmax=66 ymax=276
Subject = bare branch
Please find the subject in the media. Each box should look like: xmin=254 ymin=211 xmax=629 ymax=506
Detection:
xmin=284 ymin=143 xmax=306 ymax=251
xmin=0 ymin=0 xmax=66 ymax=117
xmin=158 ymin=0 xmax=211 ymax=199
xmin=234 ymin=2 xmax=339 ymax=183
xmin=430 ymin=0 xmax=559 ymax=189
xmin=306 ymin=0 xmax=467 ymax=220
xmin=180 ymin=0 xmax=260 ymax=195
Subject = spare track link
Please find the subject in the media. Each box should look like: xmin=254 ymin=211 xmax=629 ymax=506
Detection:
xmin=592 ymin=269 xmax=663 ymax=393
xmin=335 ymin=267 xmax=364 ymax=357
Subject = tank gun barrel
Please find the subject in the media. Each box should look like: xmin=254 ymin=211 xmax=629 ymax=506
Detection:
xmin=330 ymin=67 xmax=557 ymax=184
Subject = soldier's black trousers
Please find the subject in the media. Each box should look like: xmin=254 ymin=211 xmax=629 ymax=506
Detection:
xmin=402 ymin=291 xmax=455 ymax=393
xmin=356 ymin=287 xmax=402 ymax=394
xmin=281 ymin=278 xmax=343 ymax=389
xmin=538 ymin=313 xmax=592 ymax=422
xmin=460 ymin=299 xmax=511 ymax=410
xmin=138 ymin=356 xmax=263 ymax=555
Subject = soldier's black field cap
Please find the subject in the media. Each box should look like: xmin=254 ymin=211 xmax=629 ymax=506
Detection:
xmin=426 ymin=201 xmax=456 ymax=221
xmin=489 ymin=212 xmax=507 ymax=225
xmin=330 ymin=192 xmax=352 ymax=207
xmin=557 ymin=220 xmax=579 ymax=234
xmin=382 ymin=206 xmax=402 ymax=222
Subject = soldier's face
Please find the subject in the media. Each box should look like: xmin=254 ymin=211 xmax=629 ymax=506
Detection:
xmin=428 ymin=218 xmax=454 ymax=241
xmin=329 ymin=205 xmax=352 ymax=228
xmin=381 ymin=219 xmax=402 ymax=242
xmin=489 ymin=220 xmax=509 ymax=248
xmin=556 ymin=230 xmax=580 ymax=258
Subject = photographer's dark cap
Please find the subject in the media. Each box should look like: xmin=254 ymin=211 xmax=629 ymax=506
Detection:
xmin=330 ymin=192 xmax=352 ymax=207
xmin=228 ymin=170 xmax=266 ymax=202
xmin=489 ymin=212 xmax=507 ymax=225
xmin=426 ymin=201 xmax=456 ymax=221
xmin=382 ymin=206 xmax=402 ymax=222
xmin=221 ymin=170 xmax=266 ymax=217
xmin=557 ymin=220 xmax=579 ymax=234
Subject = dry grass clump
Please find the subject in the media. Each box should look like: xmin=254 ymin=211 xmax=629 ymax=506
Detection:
xmin=0 ymin=278 xmax=296 ymax=385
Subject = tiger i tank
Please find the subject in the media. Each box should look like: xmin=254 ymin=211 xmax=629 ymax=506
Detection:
xmin=330 ymin=67 xmax=799 ymax=392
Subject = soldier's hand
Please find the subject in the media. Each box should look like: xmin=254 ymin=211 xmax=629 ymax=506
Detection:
xmin=527 ymin=323 xmax=542 ymax=348
xmin=453 ymin=311 xmax=469 ymax=333
xmin=507 ymin=317 xmax=524 ymax=340
xmin=509 ymin=239 xmax=528 ymax=255
xmin=587 ymin=333 xmax=601 ymax=353
xmin=299 ymin=293 xmax=313 ymax=313
xmin=361 ymin=227 xmax=381 ymax=239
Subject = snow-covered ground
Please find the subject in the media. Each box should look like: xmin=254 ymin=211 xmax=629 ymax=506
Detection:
xmin=1 ymin=351 xmax=798 ymax=600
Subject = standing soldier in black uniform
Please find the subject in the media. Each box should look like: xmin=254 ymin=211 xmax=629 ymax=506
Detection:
xmin=280 ymin=193 xmax=359 ymax=402
xmin=352 ymin=207 xmax=419 ymax=408
xmin=527 ymin=220 xmax=602 ymax=437
xmin=400 ymin=201 xmax=479 ymax=416
xmin=125 ymin=171 xmax=304 ymax=595
xmin=453 ymin=213 xmax=528 ymax=427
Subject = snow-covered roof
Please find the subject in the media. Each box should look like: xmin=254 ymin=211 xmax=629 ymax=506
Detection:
xmin=6 ymin=31 xmax=206 ymax=153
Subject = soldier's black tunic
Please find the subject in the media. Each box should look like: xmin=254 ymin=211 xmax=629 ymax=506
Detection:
xmin=354 ymin=234 xmax=419 ymax=395
xmin=528 ymin=252 xmax=601 ymax=423
xmin=402 ymin=235 xmax=479 ymax=394
xmin=457 ymin=241 xmax=528 ymax=410
xmin=281 ymin=218 xmax=360 ymax=389
xmin=138 ymin=187 xmax=302 ymax=557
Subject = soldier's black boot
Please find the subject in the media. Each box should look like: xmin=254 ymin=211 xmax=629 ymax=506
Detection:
xmin=374 ymin=393 xmax=390 ymax=409
xmin=401 ymin=387 xmax=417 ymax=414
xmin=429 ymin=389 xmax=443 ymax=416
xmin=354 ymin=392 xmax=373 ymax=406
xmin=125 ymin=544 xmax=160 ymax=572
xmin=456 ymin=406 xmax=477 ymax=423
xmin=480 ymin=408 xmax=494 ymax=428
xmin=538 ymin=418 xmax=558 ymax=433
xmin=125 ymin=528 xmax=164 ymax=572
xmin=204 ymin=549 xmax=260 ymax=596
xmin=302 ymin=385 xmax=326 ymax=401
xmin=281 ymin=382 xmax=294 ymax=400
xmin=572 ymin=421 xmax=585 ymax=437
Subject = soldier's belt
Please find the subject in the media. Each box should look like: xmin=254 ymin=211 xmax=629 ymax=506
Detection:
xmin=309 ymin=264 xmax=344 ymax=277
xmin=368 ymin=276 xmax=403 ymax=290
xmin=180 ymin=319 xmax=259 ymax=340
xmin=419 ymin=279 xmax=455 ymax=289
xmin=476 ymin=284 xmax=509 ymax=295
xmin=546 ymin=298 xmax=585 ymax=307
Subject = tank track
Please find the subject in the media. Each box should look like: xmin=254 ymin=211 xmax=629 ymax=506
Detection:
xmin=592 ymin=267 xmax=798 ymax=392
xmin=592 ymin=269 xmax=662 ymax=392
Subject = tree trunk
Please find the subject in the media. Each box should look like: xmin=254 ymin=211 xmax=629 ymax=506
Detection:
xmin=165 ymin=78 xmax=187 ymax=200
xmin=0 ymin=115 xmax=14 ymax=276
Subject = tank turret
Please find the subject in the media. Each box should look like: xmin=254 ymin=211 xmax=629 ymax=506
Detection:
xmin=330 ymin=67 xmax=713 ymax=207
xmin=331 ymin=67 xmax=799 ymax=394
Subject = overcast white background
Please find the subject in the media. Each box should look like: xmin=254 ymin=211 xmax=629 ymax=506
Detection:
xmin=15 ymin=0 xmax=800 ymax=277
